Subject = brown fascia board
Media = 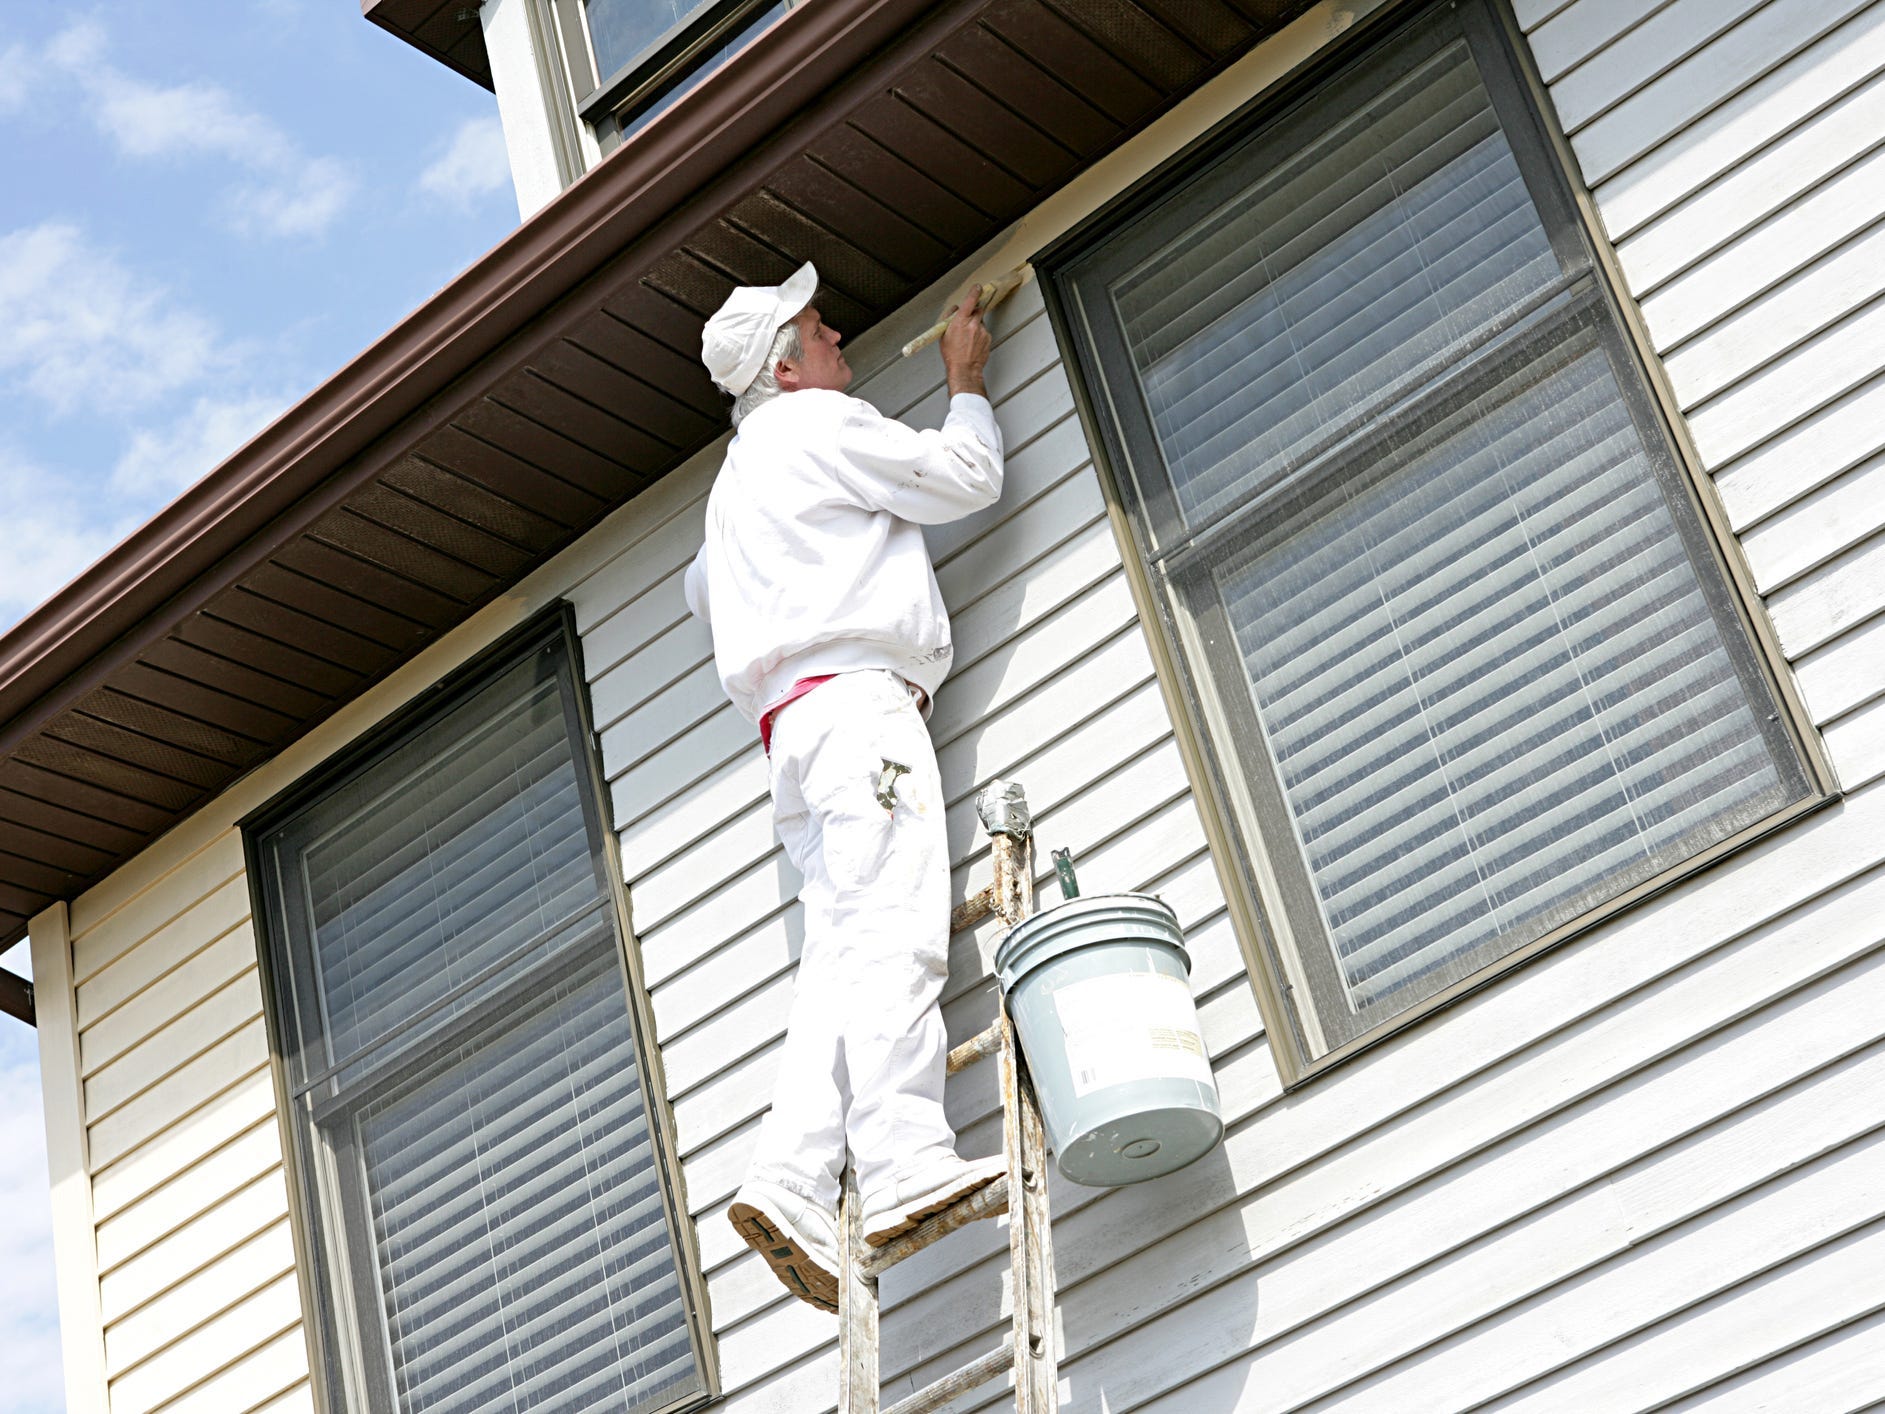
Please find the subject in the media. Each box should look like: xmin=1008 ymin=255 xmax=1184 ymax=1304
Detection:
xmin=0 ymin=0 xmax=964 ymax=772
xmin=362 ymin=0 xmax=495 ymax=91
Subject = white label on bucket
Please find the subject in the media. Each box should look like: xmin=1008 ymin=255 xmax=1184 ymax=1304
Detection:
xmin=1051 ymin=972 xmax=1213 ymax=1098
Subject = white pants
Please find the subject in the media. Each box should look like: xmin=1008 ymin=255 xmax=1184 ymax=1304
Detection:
xmin=747 ymin=669 xmax=959 ymax=1211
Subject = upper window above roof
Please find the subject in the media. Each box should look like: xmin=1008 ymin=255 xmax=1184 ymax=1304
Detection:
xmin=585 ymin=0 xmax=711 ymax=80
xmin=562 ymin=0 xmax=793 ymax=145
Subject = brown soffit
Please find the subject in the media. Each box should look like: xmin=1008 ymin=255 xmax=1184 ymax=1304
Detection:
xmin=0 ymin=967 xmax=30 ymax=1027
xmin=363 ymin=0 xmax=494 ymax=90
xmin=0 ymin=0 xmax=1320 ymax=954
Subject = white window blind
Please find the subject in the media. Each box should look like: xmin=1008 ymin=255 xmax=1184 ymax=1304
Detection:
xmin=1116 ymin=40 xmax=1559 ymax=534
xmin=358 ymin=952 xmax=692 ymax=1413
xmin=301 ymin=674 xmax=594 ymax=1071
xmin=1217 ymin=338 xmax=1786 ymax=1012
xmin=257 ymin=627 xmax=701 ymax=1413
xmin=1058 ymin=0 xmax=1811 ymax=1057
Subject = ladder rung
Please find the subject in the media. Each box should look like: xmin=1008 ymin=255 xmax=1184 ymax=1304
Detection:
xmin=881 ymin=1335 xmax=1016 ymax=1414
xmin=945 ymin=1022 xmax=1002 ymax=1074
xmin=860 ymin=1175 xmax=1010 ymax=1278
xmin=950 ymin=885 xmax=994 ymax=934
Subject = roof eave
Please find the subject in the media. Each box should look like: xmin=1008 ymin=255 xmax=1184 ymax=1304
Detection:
xmin=0 ymin=0 xmax=945 ymax=767
xmin=0 ymin=0 xmax=1324 ymax=950
xmin=362 ymin=0 xmax=496 ymax=91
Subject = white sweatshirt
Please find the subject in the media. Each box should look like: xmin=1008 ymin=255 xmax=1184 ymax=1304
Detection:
xmin=683 ymin=388 xmax=1004 ymax=725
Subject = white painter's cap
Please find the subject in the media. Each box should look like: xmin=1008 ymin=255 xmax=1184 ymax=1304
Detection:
xmin=700 ymin=261 xmax=818 ymax=395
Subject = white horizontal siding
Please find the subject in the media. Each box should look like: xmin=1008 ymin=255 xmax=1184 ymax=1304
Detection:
xmin=909 ymin=790 xmax=1885 ymax=1411
xmin=46 ymin=827 xmax=305 ymax=1414
xmin=567 ymin=243 xmax=1316 ymax=1414
xmin=668 ymin=4 xmax=1885 ymax=1407
xmin=1658 ymin=1305 xmax=1885 ymax=1411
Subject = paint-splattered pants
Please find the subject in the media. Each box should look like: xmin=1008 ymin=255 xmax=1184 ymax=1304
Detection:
xmin=747 ymin=668 xmax=959 ymax=1212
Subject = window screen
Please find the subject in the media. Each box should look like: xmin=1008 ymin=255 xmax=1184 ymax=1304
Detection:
xmin=253 ymin=618 xmax=704 ymax=1414
xmin=577 ymin=0 xmax=788 ymax=141
xmin=1057 ymin=0 xmax=1813 ymax=1060
xmin=586 ymin=0 xmax=711 ymax=80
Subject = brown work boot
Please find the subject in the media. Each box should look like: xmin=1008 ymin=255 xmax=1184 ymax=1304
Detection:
xmin=728 ymin=1179 xmax=840 ymax=1313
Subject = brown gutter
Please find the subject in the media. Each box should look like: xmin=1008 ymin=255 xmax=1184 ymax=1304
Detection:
xmin=0 ymin=0 xmax=957 ymax=769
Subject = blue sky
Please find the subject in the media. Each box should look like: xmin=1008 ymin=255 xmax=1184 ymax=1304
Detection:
xmin=0 ymin=4 xmax=519 ymax=1408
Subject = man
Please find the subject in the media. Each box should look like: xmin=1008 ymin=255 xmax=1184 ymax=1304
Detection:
xmin=685 ymin=261 xmax=1006 ymax=1311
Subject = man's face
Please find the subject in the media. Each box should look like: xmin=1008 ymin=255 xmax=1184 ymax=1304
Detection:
xmin=778 ymin=307 xmax=851 ymax=393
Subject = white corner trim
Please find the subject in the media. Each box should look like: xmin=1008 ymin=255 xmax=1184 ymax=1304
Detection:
xmin=30 ymin=900 xmax=110 ymax=1414
xmin=526 ymin=0 xmax=603 ymax=177
xmin=482 ymin=0 xmax=588 ymax=218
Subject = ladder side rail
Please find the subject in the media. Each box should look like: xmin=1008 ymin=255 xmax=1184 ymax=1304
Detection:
xmin=1015 ymin=1055 xmax=1057 ymax=1411
xmin=837 ymin=784 xmax=1059 ymax=1414
xmin=992 ymin=830 xmax=1058 ymax=1414
xmin=839 ymin=1165 xmax=880 ymax=1414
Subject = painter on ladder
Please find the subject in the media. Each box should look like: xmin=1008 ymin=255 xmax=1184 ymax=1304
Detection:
xmin=685 ymin=260 xmax=1009 ymax=1312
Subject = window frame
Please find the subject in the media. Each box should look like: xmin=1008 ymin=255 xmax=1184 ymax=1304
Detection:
xmin=245 ymin=605 xmax=716 ymax=1414
xmin=1043 ymin=0 xmax=1837 ymax=1085
xmin=550 ymin=0 xmax=789 ymax=151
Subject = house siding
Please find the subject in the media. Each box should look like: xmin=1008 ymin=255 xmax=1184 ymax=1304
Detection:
xmin=28 ymin=1 xmax=1885 ymax=1411
xmin=1047 ymin=0 xmax=1885 ymax=1405
xmin=45 ymin=829 xmax=308 ymax=1414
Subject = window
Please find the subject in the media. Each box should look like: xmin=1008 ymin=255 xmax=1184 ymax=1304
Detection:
xmin=250 ymin=613 xmax=708 ymax=1414
xmin=555 ymin=0 xmax=792 ymax=147
xmin=1053 ymin=0 xmax=1819 ymax=1073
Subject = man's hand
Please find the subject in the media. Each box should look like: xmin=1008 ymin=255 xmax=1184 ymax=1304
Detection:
xmin=940 ymin=291 xmax=992 ymax=398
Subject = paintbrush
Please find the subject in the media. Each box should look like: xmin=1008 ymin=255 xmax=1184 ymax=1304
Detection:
xmin=900 ymin=263 xmax=1035 ymax=358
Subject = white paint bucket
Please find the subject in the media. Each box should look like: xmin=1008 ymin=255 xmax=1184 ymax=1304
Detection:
xmin=994 ymin=893 xmax=1223 ymax=1186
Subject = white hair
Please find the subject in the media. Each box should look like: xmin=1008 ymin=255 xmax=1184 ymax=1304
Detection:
xmin=731 ymin=318 xmax=804 ymax=427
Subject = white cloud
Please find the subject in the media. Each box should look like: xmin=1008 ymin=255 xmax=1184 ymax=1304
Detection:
xmin=41 ymin=15 xmax=106 ymax=71
xmin=0 ymin=447 xmax=131 ymax=628
xmin=0 ymin=1020 xmax=66 ymax=1414
xmin=98 ymin=74 xmax=287 ymax=164
xmin=0 ymin=222 xmax=226 ymax=415
xmin=227 ymin=154 xmax=360 ymax=240
xmin=0 ymin=218 xmax=296 ymax=624
xmin=0 ymin=41 xmax=34 ymax=113
xmin=0 ymin=217 xmax=306 ymax=627
xmin=112 ymin=390 xmax=291 ymax=500
xmin=418 ymin=115 xmax=511 ymax=211
xmin=26 ymin=19 xmax=358 ymax=240
xmin=0 ymin=382 xmax=298 ymax=630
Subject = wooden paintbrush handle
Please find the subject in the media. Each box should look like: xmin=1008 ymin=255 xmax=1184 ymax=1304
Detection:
xmin=900 ymin=264 xmax=1034 ymax=358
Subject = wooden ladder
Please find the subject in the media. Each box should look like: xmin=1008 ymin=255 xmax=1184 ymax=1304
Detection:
xmin=837 ymin=781 xmax=1059 ymax=1414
